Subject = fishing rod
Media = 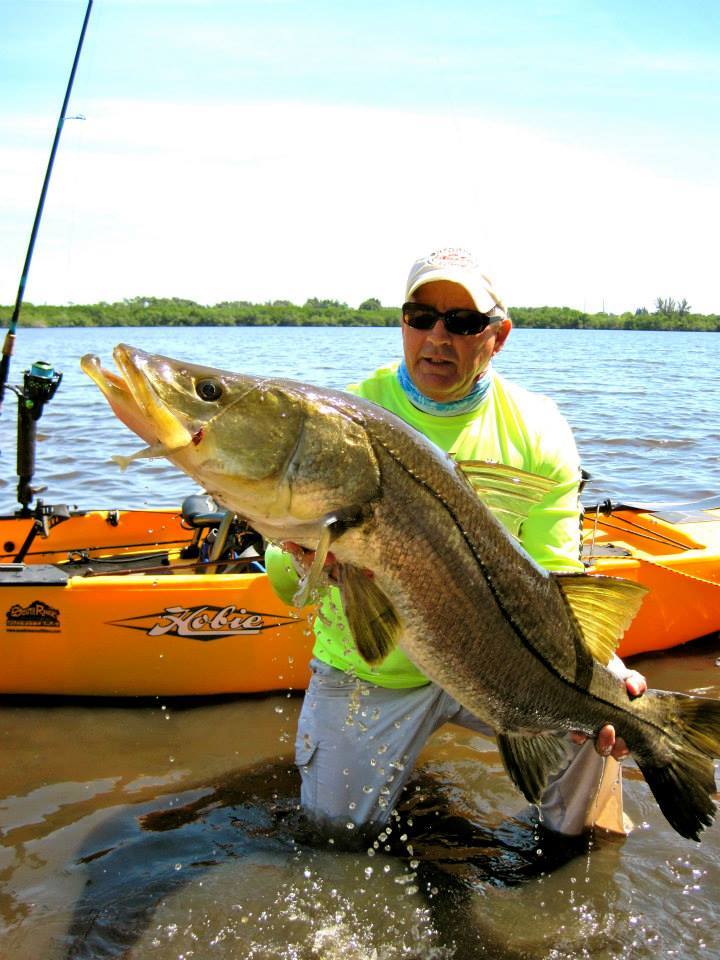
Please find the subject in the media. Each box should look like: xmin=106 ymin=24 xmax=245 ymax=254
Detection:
xmin=0 ymin=0 xmax=94 ymax=414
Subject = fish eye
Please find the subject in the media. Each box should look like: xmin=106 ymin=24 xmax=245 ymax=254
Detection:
xmin=195 ymin=378 xmax=223 ymax=402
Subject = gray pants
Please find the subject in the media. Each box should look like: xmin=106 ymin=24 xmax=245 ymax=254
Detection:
xmin=295 ymin=659 xmax=628 ymax=837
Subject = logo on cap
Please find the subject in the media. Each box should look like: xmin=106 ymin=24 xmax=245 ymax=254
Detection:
xmin=426 ymin=248 xmax=479 ymax=270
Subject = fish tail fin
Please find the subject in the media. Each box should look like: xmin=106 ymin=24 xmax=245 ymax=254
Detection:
xmin=637 ymin=693 xmax=720 ymax=841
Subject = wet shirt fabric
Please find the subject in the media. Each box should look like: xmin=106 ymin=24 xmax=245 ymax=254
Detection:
xmin=265 ymin=363 xmax=584 ymax=689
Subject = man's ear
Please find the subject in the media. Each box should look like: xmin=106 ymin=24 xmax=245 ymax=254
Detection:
xmin=492 ymin=318 xmax=512 ymax=356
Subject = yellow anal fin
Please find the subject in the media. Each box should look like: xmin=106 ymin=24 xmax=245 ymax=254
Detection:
xmin=456 ymin=460 xmax=560 ymax=538
xmin=339 ymin=566 xmax=402 ymax=665
xmin=555 ymin=573 xmax=649 ymax=665
xmin=496 ymin=731 xmax=570 ymax=805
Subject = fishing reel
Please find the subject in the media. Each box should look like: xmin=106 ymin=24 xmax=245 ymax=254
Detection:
xmin=13 ymin=361 xmax=63 ymax=515
xmin=20 ymin=361 xmax=63 ymax=419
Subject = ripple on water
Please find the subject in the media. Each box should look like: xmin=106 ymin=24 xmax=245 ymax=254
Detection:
xmin=1 ymin=327 xmax=719 ymax=511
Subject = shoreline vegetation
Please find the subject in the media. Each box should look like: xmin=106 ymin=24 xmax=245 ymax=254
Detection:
xmin=4 ymin=297 xmax=719 ymax=331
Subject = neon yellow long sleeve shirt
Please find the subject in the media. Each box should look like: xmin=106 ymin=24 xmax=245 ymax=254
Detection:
xmin=265 ymin=364 xmax=583 ymax=689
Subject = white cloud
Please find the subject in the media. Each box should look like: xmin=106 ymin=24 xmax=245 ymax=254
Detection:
xmin=1 ymin=98 xmax=717 ymax=313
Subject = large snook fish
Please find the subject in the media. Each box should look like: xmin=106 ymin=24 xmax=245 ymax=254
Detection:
xmin=82 ymin=344 xmax=720 ymax=841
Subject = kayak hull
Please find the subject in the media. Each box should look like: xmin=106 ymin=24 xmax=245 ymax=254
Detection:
xmin=0 ymin=563 xmax=311 ymax=696
xmin=0 ymin=501 xmax=718 ymax=696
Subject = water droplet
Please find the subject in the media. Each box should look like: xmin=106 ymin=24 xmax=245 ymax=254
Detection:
xmin=346 ymin=822 xmax=356 ymax=831
xmin=364 ymin=866 xmax=374 ymax=879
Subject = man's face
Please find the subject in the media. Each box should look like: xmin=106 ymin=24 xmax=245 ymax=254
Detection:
xmin=402 ymin=279 xmax=511 ymax=403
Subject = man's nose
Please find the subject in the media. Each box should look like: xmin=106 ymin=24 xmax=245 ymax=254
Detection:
xmin=424 ymin=317 xmax=453 ymax=341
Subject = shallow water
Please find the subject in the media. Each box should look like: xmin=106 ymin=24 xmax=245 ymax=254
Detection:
xmin=0 ymin=326 xmax=719 ymax=958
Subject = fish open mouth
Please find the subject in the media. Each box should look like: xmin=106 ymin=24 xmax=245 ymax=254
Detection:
xmin=80 ymin=346 xmax=193 ymax=467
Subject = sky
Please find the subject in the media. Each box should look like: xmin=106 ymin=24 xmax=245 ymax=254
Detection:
xmin=1 ymin=0 xmax=719 ymax=314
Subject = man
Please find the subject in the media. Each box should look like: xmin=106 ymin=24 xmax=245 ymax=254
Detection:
xmin=267 ymin=247 xmax=646 ymax=838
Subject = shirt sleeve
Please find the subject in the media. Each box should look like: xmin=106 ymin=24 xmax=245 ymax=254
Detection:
xmin=264 ymin=542 xmax=303 ymax=606
xmin=520 ymin=400 xmax=584 ymax=573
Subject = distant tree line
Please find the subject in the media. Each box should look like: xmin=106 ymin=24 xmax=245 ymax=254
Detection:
xmin=4 ymin=296 xmax=718 ymax=331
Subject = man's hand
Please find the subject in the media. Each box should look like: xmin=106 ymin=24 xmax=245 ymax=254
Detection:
xmin=282 ymin=541 xmax=340 ymax=582
xmin=282 ymin=541 xmax=374 ymax=583
xmin=572 ymin=670 xmax=648 ymax=759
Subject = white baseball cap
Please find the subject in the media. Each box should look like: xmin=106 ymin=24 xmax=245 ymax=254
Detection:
xmin=405 ymin=248 xmax=508 ymax=318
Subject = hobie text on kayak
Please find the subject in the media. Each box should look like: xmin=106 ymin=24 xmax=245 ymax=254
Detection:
xmin=110 ymin=604 xmax=300 ymax=641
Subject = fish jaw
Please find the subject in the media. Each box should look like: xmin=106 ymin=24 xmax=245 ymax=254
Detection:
xmin=112 ymin=345 xmax=197 ymax=452
xmin=79 ymin=352 xmax=179 ymax=451
xmin=82 ymin=345 xmax=383 ymax=537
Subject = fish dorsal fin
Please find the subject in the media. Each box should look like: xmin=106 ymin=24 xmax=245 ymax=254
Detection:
xmin=455 ymin=460 xmax=558 ymax=538
xmin=555 ymin=573 xmax=649 ymax=665
xmin=338 ymin=566 xmax=402 ymax=665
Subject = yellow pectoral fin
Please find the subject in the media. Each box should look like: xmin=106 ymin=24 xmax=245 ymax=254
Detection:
xmin=555 ymin=573 xmax=649 ymax=665
xmin=338 ymin=566 xmax=402 ymax=665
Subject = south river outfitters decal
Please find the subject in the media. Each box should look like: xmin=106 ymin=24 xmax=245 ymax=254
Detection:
xmin=6 ymin=600 xmax=61 ymax=632
xmin=109 ymin=604 xmax=300 ymax=641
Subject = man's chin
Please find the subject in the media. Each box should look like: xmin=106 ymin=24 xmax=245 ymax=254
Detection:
xmin=413 ymin=370 xmax=464 ymax=403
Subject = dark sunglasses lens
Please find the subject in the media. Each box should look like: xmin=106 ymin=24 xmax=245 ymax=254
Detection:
xmin=402 ymin=302 xmax=496 ymax=335
xmin=402 ymin=303 xmax=438 ymax=330
xmin=444 ymin=310 xmax=489 ymax=335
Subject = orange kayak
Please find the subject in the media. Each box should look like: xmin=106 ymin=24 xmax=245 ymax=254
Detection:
xmin=0 ymin=506 xmax=313 ymax=696
xmin=582 ymin=497 xmax=720 ymax=658
xmin=1 ymin=497 xmax=718 ymax=696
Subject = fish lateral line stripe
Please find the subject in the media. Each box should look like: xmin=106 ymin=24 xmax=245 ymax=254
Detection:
xmin=367 ymin=426 xmax=658 ymax=730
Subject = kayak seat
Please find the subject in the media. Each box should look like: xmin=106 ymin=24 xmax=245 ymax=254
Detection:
xmin=181 ymin=494 xmax=229 ymax=529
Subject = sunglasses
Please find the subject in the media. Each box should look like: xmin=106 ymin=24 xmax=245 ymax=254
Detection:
xmin=401 ymin=301 xmax=502 ymax=336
